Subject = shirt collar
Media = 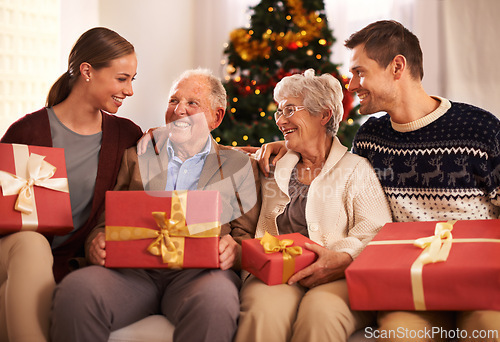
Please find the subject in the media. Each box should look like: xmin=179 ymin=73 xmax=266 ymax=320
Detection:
xmin=166 ymin=136 xmax=212 ymax=161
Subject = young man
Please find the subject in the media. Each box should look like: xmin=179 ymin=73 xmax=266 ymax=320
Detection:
xmin=346 ymin=20 xmax=499 ymax=342
xmin=50 ymin=69 xmax=261 ymax=342
xmin=257 ymin=20 xmax=499 ymax=342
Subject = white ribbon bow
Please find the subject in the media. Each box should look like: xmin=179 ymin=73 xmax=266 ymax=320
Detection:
xmin=0 ymin=153 xmax=69 ymax=214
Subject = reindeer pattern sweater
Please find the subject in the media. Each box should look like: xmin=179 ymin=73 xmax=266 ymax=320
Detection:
xmin=352 ymin=97 xmax=500 ymax=222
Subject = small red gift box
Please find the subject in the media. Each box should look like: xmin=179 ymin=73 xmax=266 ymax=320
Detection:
xmin=242 ymin=232 xmax=319 ymax=285
xmin=0 ymin=143 xmax=73 ymax=235
xmin=346 ymin=219 xmax=500 ymax=311
xmin=105 ymin=190 xmax=222 ymax=269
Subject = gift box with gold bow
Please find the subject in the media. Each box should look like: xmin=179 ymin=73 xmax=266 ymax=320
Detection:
xmin=345 ymin=219 xmax=500 ymax=311
xmin=242 ymin=232 xmax=319 ymax=285
xmin=105 ymin=190 xmax=221 ymax=269
xmin=0 ymin=143 xmax=73 ymax=235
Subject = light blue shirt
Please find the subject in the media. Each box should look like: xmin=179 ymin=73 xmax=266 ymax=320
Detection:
xmin=165 ymin=137 xmax=211 ymax=191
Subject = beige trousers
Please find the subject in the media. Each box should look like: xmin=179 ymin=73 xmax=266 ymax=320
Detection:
xmin=378 ymin=310 xmax=500 ymax=342
xmin=0 ymin=231 xmax=54 ymax=342
xmin=235 ymin=275 xmax=375 ymax=342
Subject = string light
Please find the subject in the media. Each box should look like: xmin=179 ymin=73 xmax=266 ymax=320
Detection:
xmin=232 ymin=141 xmax=238 ymax=146
xmin=231 ymin=108 xmax=236 ymax=113
xmin=277 ymin=46 xmax=283 ymax=51
xmin=268 ymin=7 xmax=274 ymax=12
xmin=233 ymin=97 xmax=238 ymax=103
xmin=259 ymin=138 xmax=265 ymax=144
xmin=215 ymin=137 xmax=221 ymax=142
xmin=255 ymin=89 xmax=261 ymax=95
xmin=347 ymin=118 xmax=354 ymax=125
xmin=316 ymin=54 xmax=322 ymax=59
xmin=318 ymin=39 xmax=326 ymax=45
xmin=260 ymin=111 xmax=266 ymax=117
xmin=243 ymin=135 xmax=249 ymax=141
xmin=306 ymin=49 xmax=313 ymax=56
xmin=266 ymin=29 xmax=272 ymax=35
xmin=286 ymin=15 xmax=291 ymax=20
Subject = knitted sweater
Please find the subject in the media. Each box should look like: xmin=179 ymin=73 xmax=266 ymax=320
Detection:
xmin=255 ymin=137 xmax=392 ymax=259
xmin=352 ymin=97 xmax=500 ymax=222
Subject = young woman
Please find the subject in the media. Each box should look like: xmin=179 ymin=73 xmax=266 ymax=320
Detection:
xmin=0 ymin=27 xmax=142 ymax=342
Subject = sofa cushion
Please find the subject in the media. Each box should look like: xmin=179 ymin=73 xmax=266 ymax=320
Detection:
xmin=108 ymin=315 xmax=174 ymax=342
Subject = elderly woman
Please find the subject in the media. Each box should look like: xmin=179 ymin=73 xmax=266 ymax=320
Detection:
xmin=235 ymin=69 xmax=392 ymax=342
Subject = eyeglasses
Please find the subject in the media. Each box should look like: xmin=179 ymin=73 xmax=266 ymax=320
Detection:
xmin=274 ymin=105 xmax=306 ymax=121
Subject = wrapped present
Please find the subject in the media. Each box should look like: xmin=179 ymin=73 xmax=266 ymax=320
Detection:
xmin=242 ymin=232 xmax=319 ymax=285
xmin=0 ymin=143 xmax=73 ymax=235
xmin=105 ymin=190 xmax=222 ymax=269
xmin=346 ymin=219 xmax=500 ymax=311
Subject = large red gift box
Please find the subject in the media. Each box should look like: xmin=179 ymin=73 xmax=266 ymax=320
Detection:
xmin=105 ymin=190 xmax=222 ymax=269
xmin=0 ymin=143 xmax=73 ymax=235
xmin=346 ymin=219 xmax=500 ymax=311
xmin=242 ymin=232 xmax=319 ymax=285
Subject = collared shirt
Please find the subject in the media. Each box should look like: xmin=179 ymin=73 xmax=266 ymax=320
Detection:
xmin=165 ymin=137 xmax=211 ymax=191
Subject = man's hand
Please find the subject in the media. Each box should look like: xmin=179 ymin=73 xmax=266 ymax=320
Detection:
xmin=287 ymin=243 xmax=352 ymax=288
xmin=88 ymin=232 xmax=106 ymax=266
xmin=233 ymin=146 xmax=260 ymax=155
xmin=219 ymin=235 xmax=240 ymax=270
xmin=257 ymin=141 xmax=287 ymax=177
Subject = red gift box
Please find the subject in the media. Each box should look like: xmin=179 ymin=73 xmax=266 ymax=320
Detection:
xmin=0 ymin=143 xmax=73 ymax=235
xmin=105 ymin=190 xmax=222 ymax=269
xmin=346 ymin=219 xmax=500 ymax=311
xmin=242 ymin=232 xmax=319 ymax=285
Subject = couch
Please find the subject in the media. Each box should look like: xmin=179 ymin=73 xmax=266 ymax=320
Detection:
xmin=108 ymin=315 xmax=373 ymax=342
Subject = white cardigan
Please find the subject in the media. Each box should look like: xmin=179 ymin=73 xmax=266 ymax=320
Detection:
xmin=255 ymin=137 xmax=392 ymax=258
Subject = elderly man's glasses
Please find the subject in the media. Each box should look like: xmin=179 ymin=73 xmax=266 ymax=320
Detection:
xmin=274 ymin=105 xmax=306 ymax=121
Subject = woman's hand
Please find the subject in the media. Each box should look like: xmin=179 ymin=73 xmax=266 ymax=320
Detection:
xmin=219 ymin=235 xmax=240 ymax=270
xmin=257 ymin=141 xmax=287 ymax=177
xmin=287 ymin=243 xmax=352 ymax=288
xmin=136 ymin=126 xmax=170 ymax=155
xmin=88 ymin=232 xmax=106 ymax=266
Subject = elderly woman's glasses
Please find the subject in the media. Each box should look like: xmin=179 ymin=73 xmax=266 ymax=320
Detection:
xmin=274 ymin=105 xmax=306 ymax=121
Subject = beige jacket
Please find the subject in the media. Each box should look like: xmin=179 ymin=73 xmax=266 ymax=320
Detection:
xmin=256 ymin=137 xmax=392 ymax=259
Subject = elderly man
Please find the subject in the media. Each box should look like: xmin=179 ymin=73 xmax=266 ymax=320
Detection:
xmin=50 ymin=69 xmax=261 ymax=342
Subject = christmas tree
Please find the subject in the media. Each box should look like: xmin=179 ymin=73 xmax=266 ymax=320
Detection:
xmin=213 ymin=0 xmax=362 ymax=149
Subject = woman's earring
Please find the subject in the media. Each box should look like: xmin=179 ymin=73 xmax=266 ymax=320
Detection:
xmin=86 ymin=78 xmax=90 ymax=82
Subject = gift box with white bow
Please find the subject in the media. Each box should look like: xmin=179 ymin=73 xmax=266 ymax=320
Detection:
xmin=0 ymin=143 xmax=73 ymax=235
xmin=345 ymin=219 xmax=500 ymax=311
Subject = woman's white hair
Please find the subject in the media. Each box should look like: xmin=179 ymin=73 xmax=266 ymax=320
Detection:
xmin=273 ymin=68 xmax=344 ymax=136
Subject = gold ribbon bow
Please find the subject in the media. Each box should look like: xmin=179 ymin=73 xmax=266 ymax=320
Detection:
xmin=0 ymin=149 xmax=69 ymax=215
xmin=411 ymin=220 xmax=457 ymax=310
xmin=260 ymin=232 xmax=303 ymax=283
xmin=106 ymin=191 xmax=220 ymax=268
